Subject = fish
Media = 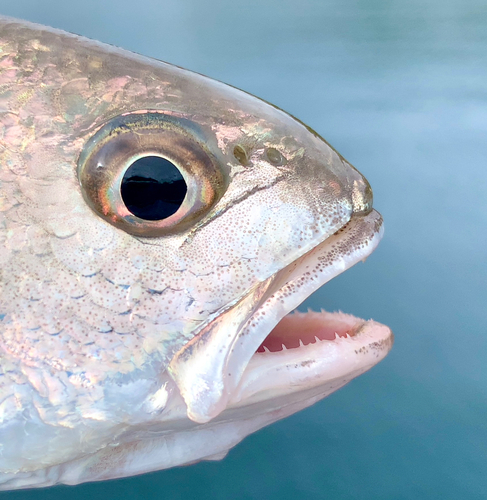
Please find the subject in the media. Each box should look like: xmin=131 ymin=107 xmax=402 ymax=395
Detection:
xmin=0 ymin=16 xmax=393 ymax=490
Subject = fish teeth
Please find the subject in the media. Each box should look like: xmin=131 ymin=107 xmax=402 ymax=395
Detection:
xmin=314 ymin=336 xmax=321 ymax=343
xmin=281 ymin=344 xmax=287 ymax=351
xmin=299 ymin=339 xmax=304 ymax=347
xmin=263 ymin=346 xmax=270 ymax=353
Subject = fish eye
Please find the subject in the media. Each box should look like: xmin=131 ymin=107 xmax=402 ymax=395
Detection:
xmin=78 ymin=112 xmax=227 ymax=237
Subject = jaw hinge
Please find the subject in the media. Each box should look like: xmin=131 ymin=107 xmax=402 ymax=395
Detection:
xmin=168 ymin=277 xmax=275 ymax=423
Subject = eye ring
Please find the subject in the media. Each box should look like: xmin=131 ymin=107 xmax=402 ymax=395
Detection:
xmin=78 ymin=112 xmax=228 ymax=237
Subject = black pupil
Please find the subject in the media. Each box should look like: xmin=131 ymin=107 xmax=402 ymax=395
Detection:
xmin=121 ymin=156 xmax=187 ymax=220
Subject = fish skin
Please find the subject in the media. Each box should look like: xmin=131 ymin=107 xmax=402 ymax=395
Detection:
xmin=0 ymin=16 xmax=391 ymax=489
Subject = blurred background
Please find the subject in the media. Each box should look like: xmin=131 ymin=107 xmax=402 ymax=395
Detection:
xmin=1 ymin=1 xmax=486 ymax=498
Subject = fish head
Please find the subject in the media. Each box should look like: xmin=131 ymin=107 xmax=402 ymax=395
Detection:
xmin=0 ymin=17 xmax=392 ymax=488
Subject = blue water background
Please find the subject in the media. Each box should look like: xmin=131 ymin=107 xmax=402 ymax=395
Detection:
xmin=1 ymin=1 xmax=486 ymax=498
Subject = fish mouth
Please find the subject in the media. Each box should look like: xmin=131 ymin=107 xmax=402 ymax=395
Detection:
xmin=170 ymin=209 xmax=393 ymax=423
xmin=225 ymin=208 xmax=392 ymax=409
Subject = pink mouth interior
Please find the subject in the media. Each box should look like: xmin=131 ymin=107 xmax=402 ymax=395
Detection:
xmin=256 ymin=311 xmax=362 ymax=353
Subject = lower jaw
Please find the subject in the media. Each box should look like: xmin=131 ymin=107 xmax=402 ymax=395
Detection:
xmin=228 ymin=309 xmax=393 ymax=411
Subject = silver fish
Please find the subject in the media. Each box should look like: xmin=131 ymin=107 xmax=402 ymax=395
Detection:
xmin=0 ymin=16 xmax=393 ymax=490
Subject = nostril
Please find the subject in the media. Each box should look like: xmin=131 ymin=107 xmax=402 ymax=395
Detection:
xmin=352 ymin=177 xmax=373 ymax=215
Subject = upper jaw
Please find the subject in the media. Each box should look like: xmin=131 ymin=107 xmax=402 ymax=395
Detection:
xmin=170 ymin=209 xmax=387 ymax=423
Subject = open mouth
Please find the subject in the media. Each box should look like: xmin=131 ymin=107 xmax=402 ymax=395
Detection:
xmin=226 ymin=208 xmax=393 ymax=409
xmin=170 ymin=209 xmax=393 ymax=423
xmin=256 ymin=310 xmax=370 ymax=353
